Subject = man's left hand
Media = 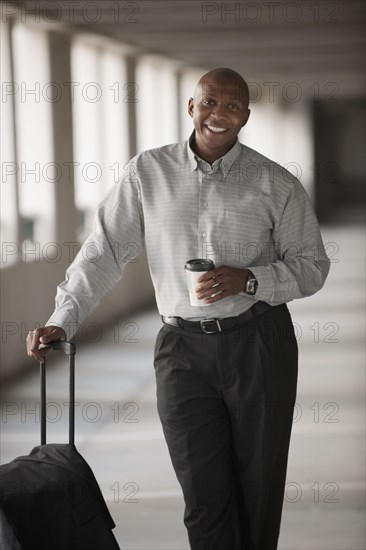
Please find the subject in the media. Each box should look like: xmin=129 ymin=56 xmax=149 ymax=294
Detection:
xmin=196 ymin=265 xmax=254 ymax=304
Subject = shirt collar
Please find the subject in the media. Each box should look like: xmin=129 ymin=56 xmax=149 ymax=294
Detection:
xmin=187 ymin=130 xmax=241 ymax=179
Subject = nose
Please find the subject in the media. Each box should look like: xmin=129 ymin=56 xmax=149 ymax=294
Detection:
xmin=211 ymin=102 xmax=226 ymax=121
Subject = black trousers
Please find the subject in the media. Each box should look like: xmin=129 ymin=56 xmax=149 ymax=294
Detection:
xmin=153 ymin=302 xmax=298 ymax=550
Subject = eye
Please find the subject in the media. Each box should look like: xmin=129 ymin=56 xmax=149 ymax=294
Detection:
xmin=228 ymin=104 xmax=239 ymax=110
xmin=202 ymin=99 xmax=215 ymax=106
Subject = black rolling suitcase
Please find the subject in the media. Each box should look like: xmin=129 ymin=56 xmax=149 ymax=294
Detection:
xmin=0 ymin=341 xmax=120 ymax=550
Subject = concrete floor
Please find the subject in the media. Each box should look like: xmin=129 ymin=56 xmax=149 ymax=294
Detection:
xmin=1 ymin=223 xmax=365 ymax=549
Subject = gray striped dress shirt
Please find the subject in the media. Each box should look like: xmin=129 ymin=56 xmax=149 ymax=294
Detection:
xmin=46 ymin=133 xmax=331 ymax=340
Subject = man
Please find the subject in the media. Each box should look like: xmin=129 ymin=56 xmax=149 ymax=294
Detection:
xmin=27 ymin=68 xmax=330 ymax=549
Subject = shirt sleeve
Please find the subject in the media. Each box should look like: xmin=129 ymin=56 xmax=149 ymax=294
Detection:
xmin=246 ymin=178 xmax=331 ymax=304
xmin=45 ymin=161 xmax=144 ymax=340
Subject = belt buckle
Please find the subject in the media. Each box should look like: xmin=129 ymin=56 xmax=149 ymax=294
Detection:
xmin=200 ymin=319 xmax=222 ymax=334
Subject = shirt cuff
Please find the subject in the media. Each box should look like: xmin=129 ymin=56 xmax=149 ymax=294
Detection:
xmin=241 ymin=265 xmax=275 ymax=302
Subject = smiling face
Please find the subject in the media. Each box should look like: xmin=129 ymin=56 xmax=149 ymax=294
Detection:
xmin=188 ymin=69 xmax=250 ymax=163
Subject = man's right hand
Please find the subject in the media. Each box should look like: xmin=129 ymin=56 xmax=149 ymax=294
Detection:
xmin=26 ymin=326 xmax=67 ymax=363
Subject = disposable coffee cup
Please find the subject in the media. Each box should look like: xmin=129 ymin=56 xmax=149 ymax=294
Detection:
xmin=184 ymin=259 xmax=215 ymax=307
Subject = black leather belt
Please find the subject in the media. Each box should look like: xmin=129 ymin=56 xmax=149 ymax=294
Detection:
xmin=161 ymin=301 xmax=273 ymax=334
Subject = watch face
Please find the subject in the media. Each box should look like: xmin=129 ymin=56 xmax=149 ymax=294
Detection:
xmin=246 ymin=278 xmax=258 ymax=295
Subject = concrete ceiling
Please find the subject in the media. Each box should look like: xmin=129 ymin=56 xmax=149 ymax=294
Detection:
xmin=8 ymin=0 xmax=366 ymax=95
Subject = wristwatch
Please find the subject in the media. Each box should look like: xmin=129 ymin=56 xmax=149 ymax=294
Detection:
xmin=245 ymin=275 xmax=258 ymax=295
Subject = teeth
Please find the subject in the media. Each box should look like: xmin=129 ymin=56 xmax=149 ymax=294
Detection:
xmin=207 ymin=125 xmax=226 ymax=133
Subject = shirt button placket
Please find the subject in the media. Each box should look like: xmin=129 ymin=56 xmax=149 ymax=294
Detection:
xmin=198 ymin=174 xmax=209 ymax=254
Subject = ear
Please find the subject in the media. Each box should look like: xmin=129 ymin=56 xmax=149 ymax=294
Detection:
xmin=240 ymin=108 xmax=251 ymax=129
xmin=188 ymin=97 xmax=194 ymax=118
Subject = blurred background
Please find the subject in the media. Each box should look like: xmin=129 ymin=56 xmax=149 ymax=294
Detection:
xmin=1 ymin=1 xmax=365 ymax=548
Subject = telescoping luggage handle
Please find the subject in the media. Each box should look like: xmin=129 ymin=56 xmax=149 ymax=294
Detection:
xmin=39 ymin=341 xmax=76 ymax=446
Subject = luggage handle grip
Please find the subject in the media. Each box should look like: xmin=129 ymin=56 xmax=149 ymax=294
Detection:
xmin=39 ymin=340 xmax=76 ymax=356
xmin=39 ymin=341 xmax=76 ymax=447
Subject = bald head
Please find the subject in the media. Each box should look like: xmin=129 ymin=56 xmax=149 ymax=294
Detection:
xmin=194 ymin=68 xmax=250 ymax=109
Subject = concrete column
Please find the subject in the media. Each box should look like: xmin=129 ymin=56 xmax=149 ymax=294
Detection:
xmin=7 ymin=17 xmax=22 ymax=245
xmin=125 ymin=56 xmax=137 ymax=158
xmin=48 ymin=31 xmax=77 ymax=246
